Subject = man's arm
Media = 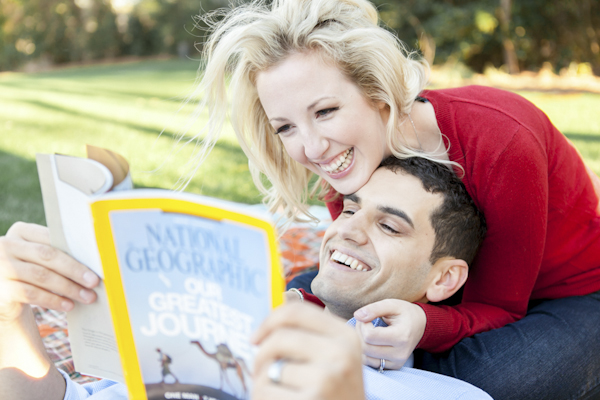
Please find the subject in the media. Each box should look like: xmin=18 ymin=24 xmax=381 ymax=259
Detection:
xmin=252 ymin=302 xmax=366 ymax=400
xmin=0 ymin=304 xmax=66 ymax=399
xmin=0 ymin=222 xmax=100 ymax=399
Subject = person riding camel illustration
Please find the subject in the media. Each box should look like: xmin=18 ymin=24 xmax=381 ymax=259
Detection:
xmin=190 ymin=340 xmax=248 ymax=398
xmin=156 ymin=348 xmax=179 ymax=384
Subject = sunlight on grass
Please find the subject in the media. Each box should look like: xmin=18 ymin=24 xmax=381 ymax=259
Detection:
xmin=1 ymin=59 xmax=599 ymax=234
xmin=0 ymin=59 xmax=259 ymax=234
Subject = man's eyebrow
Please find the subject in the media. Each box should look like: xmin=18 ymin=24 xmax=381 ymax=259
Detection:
xmin=343 ymin=193 xmax=360 ymax=204
xmin=344 ymin=193 xmax=414 ymax=229
xmin=377 ymin=205 xmax=414 ymax=229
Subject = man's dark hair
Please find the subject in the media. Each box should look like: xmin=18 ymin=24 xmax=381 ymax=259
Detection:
xmin=379 ymin=156 xmax=486 ymax=266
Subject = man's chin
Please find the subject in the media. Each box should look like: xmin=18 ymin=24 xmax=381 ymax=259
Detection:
xmin=312 ymin=279 xmax=363 ymax=321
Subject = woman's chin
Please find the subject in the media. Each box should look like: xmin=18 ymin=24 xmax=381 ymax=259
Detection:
xmin=325 ymin=175 xmax=368 ymax=196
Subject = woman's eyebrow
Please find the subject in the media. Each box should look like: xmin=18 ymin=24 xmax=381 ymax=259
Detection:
xmin=377 ymin=205 xmax=414 ymax=229
xmin=307 ymin=96 xmax=335 ymax=111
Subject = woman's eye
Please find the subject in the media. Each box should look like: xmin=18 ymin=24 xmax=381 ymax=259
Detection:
xmin=275 ymin=124 xmax=291 ymax=134
xmin=342 ymin=209 xmax=356 ymax=216
xmin=380 ymin=224 xmax=399 ymax=234
xmin=316 ymin=107 xmax=339 ymax=118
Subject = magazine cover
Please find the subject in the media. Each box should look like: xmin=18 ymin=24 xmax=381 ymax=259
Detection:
xmin=90 ymin=191 xmax=285 ymax=400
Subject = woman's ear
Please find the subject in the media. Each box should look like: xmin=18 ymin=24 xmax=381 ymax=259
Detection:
xmin=425 ymin=258 xmax=469 ymax=303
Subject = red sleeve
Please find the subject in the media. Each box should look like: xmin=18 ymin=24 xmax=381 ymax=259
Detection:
xmin=417 ymin=125 xmax=549 ymax=353
xmin=326 ymin=198 xmax=343 ymax=221
xmin=298 ymin=288 xmax=325 ymax=308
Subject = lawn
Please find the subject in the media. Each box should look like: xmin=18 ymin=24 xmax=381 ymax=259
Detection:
xmin=1 ymin=58 xmax=599 ymax=234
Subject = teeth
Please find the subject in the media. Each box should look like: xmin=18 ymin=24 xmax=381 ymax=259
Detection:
xmin=321 ymin=148 xmax=353 ymax=173
xmin=330 ymin=250 xmax=369 ymax=271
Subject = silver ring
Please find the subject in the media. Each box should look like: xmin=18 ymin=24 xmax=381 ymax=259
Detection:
xmin=378 ymin=358 xmax=386 ymax=373
xmin=268 ymin=359 xmax=285 ymax=384
xmin=288 ymin=288 xmax=304 ymax=302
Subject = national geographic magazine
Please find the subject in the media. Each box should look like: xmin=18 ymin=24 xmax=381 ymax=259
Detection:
xmin=36 ymin=146 xmax=285 ymax=400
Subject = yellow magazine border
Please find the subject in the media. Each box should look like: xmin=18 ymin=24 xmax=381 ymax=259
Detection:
xmin=90 ymin=197 xmax=285 ymax=400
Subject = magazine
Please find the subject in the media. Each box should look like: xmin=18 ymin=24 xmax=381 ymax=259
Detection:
xmin=36 ymin=146 xmax=285 ymax=400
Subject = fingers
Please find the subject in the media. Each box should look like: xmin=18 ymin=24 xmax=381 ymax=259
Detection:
xmin=6 ymin=222 xmax=51 ymax=246
xmin=355 ymin=321 xmax=412 ymax=370
xmin=0 ymin=279 xmax=75 ymax=312
xmin=254 ymin=327 xmax=329 ymax=379
xmin=252 ymin=302 xmax=347 ymax=345
xmin=354 ymin=298 xmax=408 ymax=322
xmin=355 ymin=320 xmax=396 ymax=346
xmin=0 ymin=222 xmax=100 ymax=313
xmin=3 ymin=236 xmax=99 ymax=290
xmin=284 ymin=289 xmax=303 ymax=303
xmin=252 ymin=303 xmax=366 ymax=400
xmin=1 ymin=259 xmax=97 ymax=310
xmin=362 ymin=355 xmax=404 ymax=371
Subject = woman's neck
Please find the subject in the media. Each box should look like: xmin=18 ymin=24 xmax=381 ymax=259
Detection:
xmin=400 ymin=101 xmax=449 ymax=162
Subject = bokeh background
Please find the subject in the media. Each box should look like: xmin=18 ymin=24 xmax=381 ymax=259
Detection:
xmin=1 ymin=0 xmax=599 ymax=234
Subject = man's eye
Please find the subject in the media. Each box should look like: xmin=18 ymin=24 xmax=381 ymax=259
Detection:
xmin=316 ymin=107 xmax=339 ymax=118
xmin=342 ymin=209 xmax=355 ymax=216
xmin=380 ymin=224 xmax=399 ymax=234
xmin=275 ymin=124 xmax=291 ymax=134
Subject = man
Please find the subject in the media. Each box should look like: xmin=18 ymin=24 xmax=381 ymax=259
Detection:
xmin=0 ymin=157 xmax=488 ymax=399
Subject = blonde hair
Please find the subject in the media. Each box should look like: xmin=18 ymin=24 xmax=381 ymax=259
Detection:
xmin=186 ymin=0 xmax=442 ymax=224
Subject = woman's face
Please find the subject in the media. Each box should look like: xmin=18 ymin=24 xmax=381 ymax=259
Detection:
xmin=256 ymin=52 xmax=392 ymax=195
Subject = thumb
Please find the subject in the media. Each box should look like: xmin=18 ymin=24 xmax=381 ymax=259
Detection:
xmin=354 ymin=299 xmax=407 ymax=322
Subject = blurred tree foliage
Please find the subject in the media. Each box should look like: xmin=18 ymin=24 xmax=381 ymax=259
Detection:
xmin=1 ymin=0 xmax=599 ymax=74
xmin=0 ymin=0 xmax=121 ymax=70
xmin=376 ymin=0 xmax=600 ymax=75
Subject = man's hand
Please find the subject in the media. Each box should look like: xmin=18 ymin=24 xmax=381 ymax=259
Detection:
xmin=0 ymin=222 xmax=100 ymax=400
xmin=0 ymin=222 xmax=100 ymax=320
xmin=252 ymin=302 xmax=366 ymax=400
xmin=354 ymin=299 xmax=427 ymax=370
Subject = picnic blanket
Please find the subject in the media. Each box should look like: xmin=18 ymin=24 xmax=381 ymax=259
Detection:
xmin=34 ymin=214 xmax=328 ymax=383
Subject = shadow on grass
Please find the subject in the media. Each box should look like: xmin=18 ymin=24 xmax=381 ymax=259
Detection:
xmin=0 ymin=59 xmax=199 ymax=102
xmin=14 ymin=97 xmax=248 ymax=155
xmin=564 ymin=132 xmax=600 ymax=143
xmin=0 ymin=79 xmax=192 ymax=104
xmin=15 ymin=98 xmax=178 ymax=138
xmin=0 ymin=150 xmax=45 ymax=235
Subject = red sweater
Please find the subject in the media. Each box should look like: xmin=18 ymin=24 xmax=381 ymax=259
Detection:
xmin=326 ymin=86 xmax=600 ymax=353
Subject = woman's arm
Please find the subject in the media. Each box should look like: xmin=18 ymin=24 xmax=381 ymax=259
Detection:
xmin=417 ymin=119 xmax=550 ymax=352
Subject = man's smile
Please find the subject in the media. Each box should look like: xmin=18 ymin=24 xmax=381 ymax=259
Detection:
xmin=330 ymin=249 xmax=372 ymax=271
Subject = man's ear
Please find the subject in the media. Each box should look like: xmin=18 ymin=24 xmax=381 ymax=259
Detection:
xmin=425 ymin=258 xmax=468 ymax=303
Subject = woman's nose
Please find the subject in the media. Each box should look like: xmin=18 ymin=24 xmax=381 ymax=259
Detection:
xmin=302 ymin=128 xmax=330 ymax=160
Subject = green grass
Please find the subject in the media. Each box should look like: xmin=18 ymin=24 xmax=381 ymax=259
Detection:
xmin=1 ymin=59 xmax=600 ymax=234
xmin=0 ymin=58 xmax=262 ymax=234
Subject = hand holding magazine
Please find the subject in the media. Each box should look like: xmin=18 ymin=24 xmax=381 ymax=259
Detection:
xmin=36 ymin=146 xmax=285 ymax=400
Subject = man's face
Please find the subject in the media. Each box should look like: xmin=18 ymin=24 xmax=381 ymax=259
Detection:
xmin=312 ymin=168 xmax=443 ymax=319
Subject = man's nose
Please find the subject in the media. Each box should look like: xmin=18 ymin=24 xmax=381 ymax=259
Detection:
xmin=301 ymin=128 xmax=330 ymax=160
xmin=337 ymin=213 xmax=369 ymax=245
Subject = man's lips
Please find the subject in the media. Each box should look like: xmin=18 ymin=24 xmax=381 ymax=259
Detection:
xmin=330 ymin=249 xmax=372 ymax=271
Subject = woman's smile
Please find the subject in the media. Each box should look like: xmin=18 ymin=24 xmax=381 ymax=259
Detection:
xmin=318 ymin=147 xmax=354 ymax=175
xmin=256 ymin=52 xmax=392 ymax=195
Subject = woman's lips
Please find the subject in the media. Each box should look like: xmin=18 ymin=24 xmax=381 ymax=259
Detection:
xmin=318 ymin=148 xmax=354 ymax=174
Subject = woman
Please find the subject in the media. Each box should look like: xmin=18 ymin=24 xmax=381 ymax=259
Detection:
xmin=188 ymin=0 xmax=600 ymax=398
